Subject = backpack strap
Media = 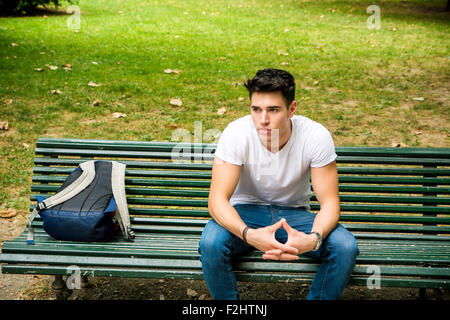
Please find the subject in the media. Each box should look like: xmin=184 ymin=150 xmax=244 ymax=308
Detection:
xmin=111 ymin=161 xmax=135 ymax=241
xmin=26 ymin=160 xmax=96 ymax=244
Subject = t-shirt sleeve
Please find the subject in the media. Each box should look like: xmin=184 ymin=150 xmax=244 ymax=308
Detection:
xmin=309 ymin=125 xmax=338 ymax=168
xmin=214 ymin=123 xmax=245 ymax=166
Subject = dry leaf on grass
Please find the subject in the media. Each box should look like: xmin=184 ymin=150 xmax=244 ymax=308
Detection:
xmin=170 ymin=98 xmax=183 ymax=107
xmin=391 ymin=142 xmax=408 ymax=147
xmin=45 ymin=64 xmax=58 ymax=70
xmin=11 ymin=43 xmax=19 ymax=47
xmin=50 ymin=89 xmax=62 ymax=95
xmin=88 ymin=82 xmax=101 ymax=87
xmin=92 ymin=99 xmax=102 ymax=106
xmin=412 ymin=97 xmax=425 ymax=101
xmin=0 ymin=121 xmax=9 ymax=130
xmin=164 ymin=69 xmax=182 ymax=74
xmin=0 ymin=209 xmax=17 ymax=218
xmin=34 ymin=68 xmax=44 ymax=72
xmin=4 ymin=99 xmax=13 ymax=105
xmin=62 ymin=64 xmax=72 ymax=71
xmin=219 ymin=57 xmax=227 ymax=61
xmin=217 ymin=107 xmax=226 ymax=115
xmin=112 ymin=112 xmax=127 ymax=118
xmin=277 ymin=51 xmax=289 ymax=56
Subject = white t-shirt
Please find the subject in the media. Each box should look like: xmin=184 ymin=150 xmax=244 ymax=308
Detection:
xmin=214 ymin=115 xmax=337 ymax=209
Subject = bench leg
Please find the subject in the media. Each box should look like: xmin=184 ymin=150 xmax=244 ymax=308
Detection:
xmin=51 ymin=275 xmax=65 ymax=300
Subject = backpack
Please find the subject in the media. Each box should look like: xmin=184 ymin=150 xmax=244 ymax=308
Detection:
xmin=26 ymin=160 xmax=135 ymax=244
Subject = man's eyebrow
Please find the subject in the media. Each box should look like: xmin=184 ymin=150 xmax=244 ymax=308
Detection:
xmin=251 ymin=105 xmax=282 ymax=109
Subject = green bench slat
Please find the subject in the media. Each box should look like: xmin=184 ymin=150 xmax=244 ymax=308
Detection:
xmin=31 ymin=183 xmax=450 ymax=195
xmin=33 ymin=159 xmax=450 ymax=176
xmin=29 ymin=186 xmax=450 ymax=205
xmin=35 ymin=138 xmax=450 ymax=158
xmin=32 ymin=166 xmax=450 ymax=177
xmin=27 ymin=196 xmax=450 ymax=215
xmin=31 ymin=170 xmax=450 ymax=185
xmin=34 ymin=148 xmax=450 ymax=166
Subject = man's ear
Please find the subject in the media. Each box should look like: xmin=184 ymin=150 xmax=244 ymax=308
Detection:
xmin=288 ymin=100 xmax=297 ymax=117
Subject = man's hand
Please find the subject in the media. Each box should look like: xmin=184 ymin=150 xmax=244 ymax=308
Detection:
xmin=246 ymin=219 xmax=299 ymax=260
xmin=262 ymin=220 xmax=317 ymax=260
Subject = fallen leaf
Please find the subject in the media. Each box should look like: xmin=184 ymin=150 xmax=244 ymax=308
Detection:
xmin=92 ymin=61 xmax=98 ymax=65
xmin=280 ymin=62 xmax=289 ymax=66
xmin=88 ymin=82 xmax=101 ymax=87
xmin=4 ymin=99 xmax=13 ymax=105
xmin=50 ymin=89 xmax=62 ymax=95
xmin=219 ymin=57 xmax=227 ymax=61
xmin=45 ymin=64 xmax=58 ymax=70
xmin=187 ymin=288 xmax=198 ymax=297
xmin=23 ymin=143 xmax=30 ymax=148
xmin=170 ymin=98 xmax=182 ymax=107
xmin=62 ymin=64 xmax=72 ymax=71
xmin=117 ymin=61 xmax=122 ymax=65
xmin=0 ymin=209 xmax=17 ymax=218
xmin=412 ymin=97 xmax=424 ymax=101
xmin=313 ymin=80 xmax=319 ymax=85
xmin=0 ymin=121 xmax=9 ymax=130
xmin=34 ymin=68 xmax=44 ymax=72
xmin=389 ymin=27 xmax=397 ymax=31
xmin=391 ymin=142 xmax=408 ymax=147
xmin=92 ymin=99 xmax=102 ymax=106
xmin=112 ymin=112 xmax=127 ymax=118
xmin=277 ymin=51 xmax=289 ymax=56
xmin=217 ymin=107 xmax=226 ymax=115
xmin=164 ymin=69 xmax=182 ymax=74
xmin=11 ymin=43 xmax=19 ymax=47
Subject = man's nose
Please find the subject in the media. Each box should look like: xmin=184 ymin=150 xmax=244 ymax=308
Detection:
xmin=260 ymin=110 xmax=269 ymax=125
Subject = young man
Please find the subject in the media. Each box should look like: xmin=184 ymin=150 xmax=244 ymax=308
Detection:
xmin=198 ymin=68 xmax=359 ymax=300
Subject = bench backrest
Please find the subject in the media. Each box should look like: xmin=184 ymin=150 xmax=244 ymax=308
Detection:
xmin=31 ymin=138 xmax=450 ymax=241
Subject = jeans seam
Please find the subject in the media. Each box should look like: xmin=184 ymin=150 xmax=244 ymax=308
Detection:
xmin=319 ymin=249 xmax=330 ymax=299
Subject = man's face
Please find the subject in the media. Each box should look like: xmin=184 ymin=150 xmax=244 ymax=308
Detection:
xmin=250 ymin=91 xmax=296 ymax=149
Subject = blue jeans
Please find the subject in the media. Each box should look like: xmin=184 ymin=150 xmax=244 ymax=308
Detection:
xmin=198 ymin=204 xmax=359 ymax=300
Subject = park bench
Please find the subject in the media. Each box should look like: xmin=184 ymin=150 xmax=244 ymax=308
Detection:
xmin=1 ymin=137 xmax=449 ymax=299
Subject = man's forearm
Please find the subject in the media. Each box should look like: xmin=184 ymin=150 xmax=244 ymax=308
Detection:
xmin=310 ymin=202 xmax=340 ymax=239
xmin=209 ymin=198 xmax=247 ymax=240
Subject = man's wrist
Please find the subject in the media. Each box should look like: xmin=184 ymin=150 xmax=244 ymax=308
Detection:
xmin=309 ymin=231 xmax=322 ymax=251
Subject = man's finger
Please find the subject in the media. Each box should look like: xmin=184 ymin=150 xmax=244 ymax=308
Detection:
xmin=280 ymin=243 xmax=299 ymax=255
xmin=267 ymin=218 xmax=285 ymax=232
xmin=265 ymin=249 xmax=282 ymax=255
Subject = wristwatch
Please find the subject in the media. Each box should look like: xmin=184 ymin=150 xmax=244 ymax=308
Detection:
xmin=310 ymin=231 xmax=322 ymax=251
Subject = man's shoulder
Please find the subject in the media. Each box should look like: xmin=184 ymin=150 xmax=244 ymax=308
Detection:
xmin=292 ymin=115 xmax=330 ymax=134
xmin=222 ymin=115 xmax=253 ymax=136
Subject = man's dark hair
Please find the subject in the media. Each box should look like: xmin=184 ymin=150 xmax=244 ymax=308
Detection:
xmin=243 ymin=68 xmax=296 ymax=107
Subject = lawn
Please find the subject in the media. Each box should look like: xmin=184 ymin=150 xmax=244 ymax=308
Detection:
xmin=0 ymin=0 xmax=449 ymax=211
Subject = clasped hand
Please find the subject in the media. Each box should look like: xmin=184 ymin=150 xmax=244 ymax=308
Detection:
xmin=245 ymin=218 xmax=316 ymax=261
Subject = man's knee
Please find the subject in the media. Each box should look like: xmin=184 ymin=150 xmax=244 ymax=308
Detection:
xmin=198 ymin=220 xmax=232 ymax=260
xmin=327 ymin=225 xmax=359 ymax=262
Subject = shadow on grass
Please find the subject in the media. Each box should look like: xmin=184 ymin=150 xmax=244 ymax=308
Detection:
xmin=0 ymin=5 xmax=72 ymax=18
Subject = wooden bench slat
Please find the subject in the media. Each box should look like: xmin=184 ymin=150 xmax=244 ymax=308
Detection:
xmin=33 ymin=158 xmax=450 ymax=176
xmin=32 ymin=166 xmax=450 ymax=177
xmin=35 ymin=138 xmax=450 ymax=158
xmin=29 ymin=186 xmax=450 ymax=205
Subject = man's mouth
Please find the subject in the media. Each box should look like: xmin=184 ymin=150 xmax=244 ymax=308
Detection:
xmin=258 ymin=128 xmax=271 ymax=135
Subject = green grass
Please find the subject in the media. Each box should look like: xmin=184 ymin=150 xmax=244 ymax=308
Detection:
xmin=0 ymin=0 xmax=449 ymax=210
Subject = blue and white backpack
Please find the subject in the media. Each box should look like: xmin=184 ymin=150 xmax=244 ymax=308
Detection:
xmin=26 ymin=160 xmax=135 ymax=244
